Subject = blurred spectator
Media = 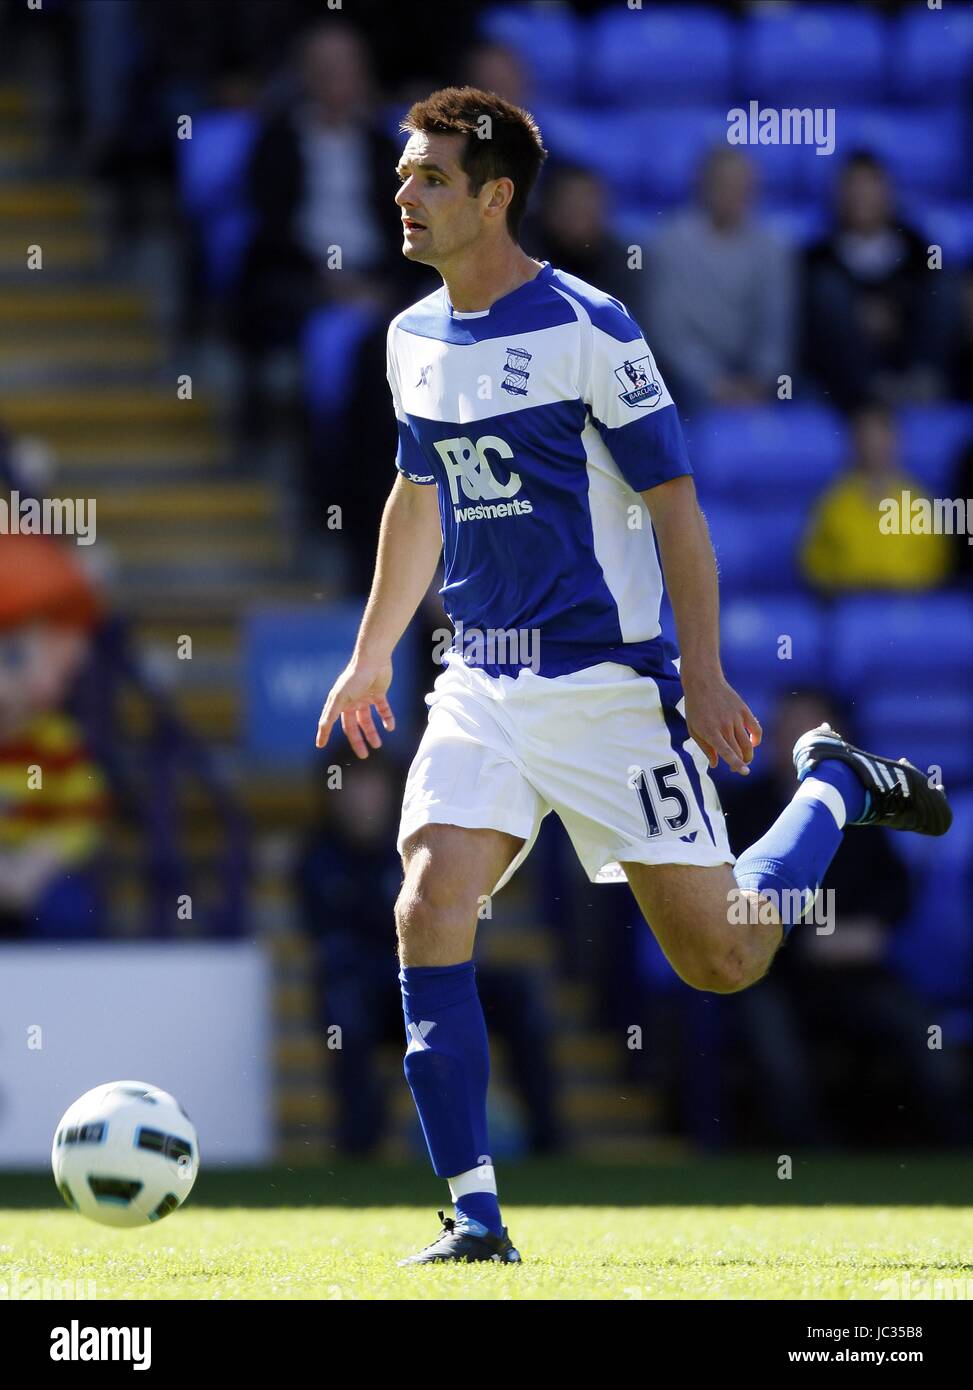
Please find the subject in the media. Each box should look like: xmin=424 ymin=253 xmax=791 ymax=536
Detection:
xmin=0 ymin=538 xmax=109 ymax=940
xmin=947 ymin=430 xmax=973 ymax=583
xmin=521 ymin=164 xmax=630 ymax=304
xmin=463 ymin=41 xmax=530 ymax=107
xmin=298 ymin=758 xmax=560 ymax=1155
xmin=722 ymin=689 xmax=973 ymax=1147
xmin=642 ymin=146 xmax=795 ymax=416
xmin=231 ymin=21 xmax=405 ymax=441
xmin=802 ymin=403 xmax=950 ymax=593
xmin=948 ymin=264 xmax=973 ymax=403
xmin=804 ymin=151 xmax=950 ymax=409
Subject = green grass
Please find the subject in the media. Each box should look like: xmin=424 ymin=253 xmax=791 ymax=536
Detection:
xmin=3 ymin=1158 xmax=972 ymax=1300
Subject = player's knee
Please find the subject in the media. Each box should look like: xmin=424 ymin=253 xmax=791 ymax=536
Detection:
xmin=394 ymin=860 xmax=478 ymax=959
xmin=679 ymin=943 xmax=754 ymax=995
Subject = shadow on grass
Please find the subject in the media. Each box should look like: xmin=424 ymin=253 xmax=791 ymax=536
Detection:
xmin=4 ymin=1153 xmax=973 ymax=1209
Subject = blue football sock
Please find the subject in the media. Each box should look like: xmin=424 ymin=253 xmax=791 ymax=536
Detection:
xmin=806 ymin=758 xmax=868 ymax=824
xmin=733 ymin=762 xmax=866 ymax=937
xmin=400 ymin=961 xmax=502 ymax=1234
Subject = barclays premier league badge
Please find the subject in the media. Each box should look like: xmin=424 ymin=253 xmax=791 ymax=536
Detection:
xmin=615 ymin=355 xmax=662 ymax=408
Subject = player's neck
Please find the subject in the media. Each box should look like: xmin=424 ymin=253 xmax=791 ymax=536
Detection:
xmin=441 ymin=244 xmax=544 ymax=314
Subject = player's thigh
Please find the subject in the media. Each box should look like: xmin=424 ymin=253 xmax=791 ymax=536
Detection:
xmin=621 ymin=859 xmax=743 ymax=987
xmin=397 ymin=823 xmax=526 ymax=966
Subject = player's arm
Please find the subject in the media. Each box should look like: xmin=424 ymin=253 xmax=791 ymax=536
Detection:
xmin=315 ymin=474 xmax=442 ymax=758
xmin=641 ymin=474 xmax=761 ymax=775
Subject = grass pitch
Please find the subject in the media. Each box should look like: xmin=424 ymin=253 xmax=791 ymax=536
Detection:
xmin=3 ymin=1157 xmax=971 ymax=1300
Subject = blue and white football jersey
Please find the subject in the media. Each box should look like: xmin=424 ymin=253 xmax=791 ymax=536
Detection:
xmin=386 ymin=260 xmax=692 ymax=679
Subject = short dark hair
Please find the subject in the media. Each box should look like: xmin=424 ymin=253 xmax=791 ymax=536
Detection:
xmin=400 ymin=85 xmax=547 ymax=242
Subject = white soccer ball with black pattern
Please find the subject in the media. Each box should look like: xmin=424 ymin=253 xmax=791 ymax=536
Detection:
xmin=52 ymin=1081 xmax=199 ymax=1227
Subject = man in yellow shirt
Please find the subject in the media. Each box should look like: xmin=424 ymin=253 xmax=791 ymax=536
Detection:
xmin=802 ymin=404 xmax=950 ymax=592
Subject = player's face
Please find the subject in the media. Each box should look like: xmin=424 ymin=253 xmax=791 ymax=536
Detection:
xmin=395 ymin=132 xmax=486 ymax=266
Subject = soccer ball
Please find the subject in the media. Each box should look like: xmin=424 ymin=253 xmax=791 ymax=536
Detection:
xmin=52 ymin=1080 xmax=199 ymax=1228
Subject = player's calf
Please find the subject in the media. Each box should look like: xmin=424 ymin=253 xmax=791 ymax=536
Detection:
xmin=622 ymin=862 xmax=783 ymax=995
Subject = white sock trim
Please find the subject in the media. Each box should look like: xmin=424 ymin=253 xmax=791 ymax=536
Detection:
xmin=795 ymin=776 xmax=846 ymax=829
xmin=448 ymin=1164 xmax=497 ymax=1200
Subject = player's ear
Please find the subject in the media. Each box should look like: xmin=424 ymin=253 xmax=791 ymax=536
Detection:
xmin=485 ymin=176 xmax=514 ymax=218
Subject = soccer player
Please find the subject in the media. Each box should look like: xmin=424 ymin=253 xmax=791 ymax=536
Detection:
xmin=315 ymin=88 xmax=951 ymax=1264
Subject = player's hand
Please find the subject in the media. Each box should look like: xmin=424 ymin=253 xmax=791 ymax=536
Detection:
xmin=315 ymin=658 xmax=395 ymax=759
xmin=681 ymin=674 xmax=761 ymax=775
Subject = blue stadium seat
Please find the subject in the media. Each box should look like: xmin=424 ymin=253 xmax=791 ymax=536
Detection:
xmin=634 ymin=108 xmax=731 ymax=204
xmin=760 ymin=201 xmax=829 ymax=248
xmin=887 ymin=789 xmax=973 ymax=1012
xmin=831 ymin=593 xmax=973 ymax=694
xmin=704 ymin=503 xmax=806 ymax=594
xmin=903 ymin=199 xmax=973 ymax=269
xmin=720 ymin=595 xmax=826 ymax=695
xmin=178 ymin=110 xmax=259 ymax=217
xmin=536 ymin=105 xmax=727 ymax=204
xmin=478 ymin=4 xmax=582 ymax=101
xmin=803 ymin=108 xmax=972 ymax=201
xmin=892 ymin=5 xmax=973 ymax=102
xmin=740 ymin=5 xmax=888 ymax=104
xmin=856 ymin=689 xmax=973 ymax=788
xmin=178 ymin=110 xmax=259 ymax=299
xmin=691 ymin=406 xmax=847 ymax=505
xmin=302 ymin=303 xmax=383 ymax=431
xmin=736 ymin=139 xmax=805 ymax=203
xmin=587 ymin=6 xmax=734 ymax=106
xmin=896 ymin=405 xmax=973 ymax=496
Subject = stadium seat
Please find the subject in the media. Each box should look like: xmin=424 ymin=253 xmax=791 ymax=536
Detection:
xmin=719 ymin=595 xmax=826 ymax=695
xmin=302 ymin=303 xmax=383 ymax=431
xmin=760 ymin=201 xmax=829 ymax=248
xmin=736 ymin=139 xmax=805 ymax=203
xmin=856 ymin=689 xmax=973 ymax=788
xmin=802 ymin=108 xmax=972 ymax=201
xmin=892 ymin=5 xmax=973 ymax=102
xmin=739 ymin=5 xmax=888 ymax=104
xmin=536 ymin=106 xmax=726 ymax=204
xmin=586 ymin=6 xmax=734 ymax=106
xmin=830 ymin=593 xmax=973 ymax=694
xmin=634 ymin=108 xmax=732 ymax=204
xmin=478 ymin=4 xmax=582 ymax=101
xmin=896 ymin=404 xmax=973 ymax=496
xmin=177 ymin=110 xmax=259 ymax=300
xmin=691 ymin=405 xmax=847 ymax=505
xmin=704 ymin=502 xmax=806 ymax=595
xmin=903 ymin=200 xmax=973 ymax=269
xmin=887 ymin=790 xmax=973 ymax=1011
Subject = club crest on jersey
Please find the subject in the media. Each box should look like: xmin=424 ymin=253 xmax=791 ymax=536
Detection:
xmin=501 ymin=346 xmax=531 ymax=396
xmin=615 ymin=355 xmax=662 ymax=408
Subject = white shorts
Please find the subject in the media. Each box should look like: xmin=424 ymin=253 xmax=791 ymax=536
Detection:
xmin=397 ymin=653 xmax=734 ymax=894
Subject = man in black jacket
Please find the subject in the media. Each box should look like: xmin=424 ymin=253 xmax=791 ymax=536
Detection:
xmin=232 ymin=22 xmax=407 ymax=440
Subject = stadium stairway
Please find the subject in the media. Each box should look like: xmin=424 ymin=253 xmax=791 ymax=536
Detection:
xmin=0 ymin=78 xmax=675 ymax=1163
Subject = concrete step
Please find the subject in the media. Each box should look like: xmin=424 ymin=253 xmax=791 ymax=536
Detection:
xmin=0 ymin=330 xmax=162 ymax=378
xmin=117 ymin=579 xmax=318 ymax=619
xmin=0 ymin=285 xmax=147 ymax=325
xmin=0 ymin=388 xmax=215 ymax=434
xmin=0 ymin=86 xmax=28 ymax=118
xmin=103 ymin=530 xmax=287 ymax=570
xmin=91 ymin=480 xmax=274 ymax=525
xmin=0 ymin=181 xmax=91 ymax=219
xmin=51 ymin=440 xmax=231 ymax=471
xmin=0 ymin=229 xmax=101 ymax=273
